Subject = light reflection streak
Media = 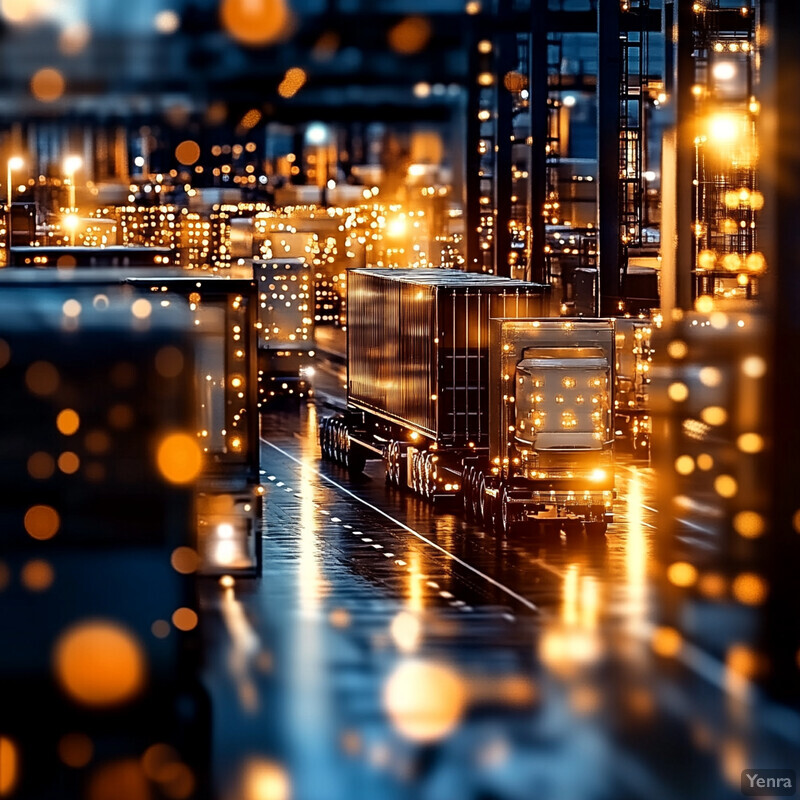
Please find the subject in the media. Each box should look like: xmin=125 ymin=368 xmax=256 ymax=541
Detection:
xmin=298 ymin=403 xmax=323 ymax=613
xmin=220 ymin=586 xmax=261 ymax=712
xmin=563 ymin=564 xmax=579 ymax=626
xmin=624 ymin=467 xmax=649 ymax=639
xmin=407 ymin=553 xmax=424 ymax=613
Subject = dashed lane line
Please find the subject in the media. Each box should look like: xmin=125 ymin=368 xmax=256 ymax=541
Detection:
xmin=262 ymin=439 xmax=540 ymax=614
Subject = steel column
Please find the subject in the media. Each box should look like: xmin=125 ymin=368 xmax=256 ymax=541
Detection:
xmin=598 ymin=0 xmax=621 ymax=315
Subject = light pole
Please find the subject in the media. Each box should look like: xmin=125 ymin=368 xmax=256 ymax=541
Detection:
xmin=63 ymin=155 xmax=83 ymax=211
xmin=7 ymin=156 xmax=23 ymax=209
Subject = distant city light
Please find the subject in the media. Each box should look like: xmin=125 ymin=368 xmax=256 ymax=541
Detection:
xmin=306 ymin=123 xmax=328 ymax=145
xmin=562 ymin=95 xmax=577 ymax=107
xmin=154 ymin=9 xmax=180 ymax=35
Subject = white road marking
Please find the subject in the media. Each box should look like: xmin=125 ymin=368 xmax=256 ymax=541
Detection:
xmin=262 ymin=440 xmax=542 ymax=613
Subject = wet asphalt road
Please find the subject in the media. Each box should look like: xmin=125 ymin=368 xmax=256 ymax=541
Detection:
xmin=198 ymin=391 xmax=800 ymax=800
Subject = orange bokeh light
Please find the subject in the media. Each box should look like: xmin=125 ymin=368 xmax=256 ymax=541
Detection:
xmin=53 ymin=620 xmax=147 ymax=707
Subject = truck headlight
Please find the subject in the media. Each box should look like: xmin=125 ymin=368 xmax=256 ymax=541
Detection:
xmin=589 ymin=468 xmax=608 ymax=482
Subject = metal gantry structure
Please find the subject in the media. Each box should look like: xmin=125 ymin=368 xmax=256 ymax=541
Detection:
xmin=689 ymin=0 xmax=762 ymax=302
xmin=465 ymin=0 xmax=662 ymax=317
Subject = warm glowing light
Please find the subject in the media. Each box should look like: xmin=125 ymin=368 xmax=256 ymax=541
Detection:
xmin=695 ymin=295 xmax=714 ymax=313
xmin=383 ymin=659 xmax=467 ymax=743
xmin=278 ymin=68 xmax=307 ymax=99
xmin=24 ymin=504 xmax=60 ymax=540
xmin=700 ymin=406 xmax=727 ymax=426
xmin=745 ymin=252 xmax=766 ymax=273
xmin=157 ymin=433 xmax=203 ymax=484
xmin=652 ymin=626 xmax=682 ymax=657
xmin=714 ymin=474 xmax=738 ymax=498
xmin=388 ymin=16 xmax=431 ymax=54
xmin=31 ymin=67 xmax=65 ymax=102
xmin=741 ymin=355 xmax=766 ymax=378
xmin=732 ymin=573 xmax=768 ymax=605
xmin=667 ymin=340 xmax=688 ymax=359
xmin=171 ymin=547 xmax=200 ymax=574
xmin=63 ymin=155 xmax=82 ymax=175
xmin=386 ymin=215 xmax=407 ymax=238
xmin=712 ymin=61 xmax=736 ymax=80
xmin=154 ymin=9 xmax=180 ymax=34
xmin=175 ymin=140 xmax=201 ymax=166
xmin=220 ymin=0 xmax=291 ymax=47
xmin=28 ymin=451 xmax=55 ymax=479
xmin=131 ymin=298 xmax=152 ymax=319
xmin=21 ymin=559 xmax=54 ymax=591
xmin=56 ymin=408 xmax=80 ymax=436
xmin=58 ymin=733 xmax=93 ymax=768
xmin=697 ymin=249 xmax=716 ymax=270
xmin=62 ymin=213 xmax=79 ymax=232
xmin=674 ymin=455 xmax=695 ymax=475
xmin=58 ymin=452 xmax=80 ymax=474
xmin=53 ymin=620 xmax=146 ymax=706
xmin=667 ymin=382 xmax=689 ymax=402
xmin=25 ymin=361 xmax=59 ymax=397
xmin=733 ymin=511 xmax=765 ymax=538
xmin=172 ymin=607 xmax=198 ymax=631
xmin=667 ymin=561 xmax=698 ymax=588
xmin=707 ymin=112 xmax=740 ymax=143
xmin=390 ymin=611 xmax=422 ymax=654
xmin=239 ymin=758 xmax=291 ymax=800
xmin=0 ymin=737 xmax=18 ymax=796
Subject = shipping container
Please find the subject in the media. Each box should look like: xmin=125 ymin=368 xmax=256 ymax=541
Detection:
xmin=255 ymin=256 xmax=316 ymax=402
xmin=346 ymin=269 xmax=550 ymax=447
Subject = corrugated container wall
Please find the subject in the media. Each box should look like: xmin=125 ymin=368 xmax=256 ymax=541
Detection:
xmin=348 ymin=269 xmax=550 ymax=447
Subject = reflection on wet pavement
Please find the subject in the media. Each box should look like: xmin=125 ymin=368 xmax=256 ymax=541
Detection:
xmin=199 ymin=404 xmax=800 ymax=800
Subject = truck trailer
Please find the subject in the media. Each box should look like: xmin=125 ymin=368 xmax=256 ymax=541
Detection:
xmin=255 ymin=256 xmax=315 ymax=402
xmin=318 ymin=269 xmax=615 ymax=536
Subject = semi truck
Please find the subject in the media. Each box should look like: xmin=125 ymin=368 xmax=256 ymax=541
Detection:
xmin=318 ymin=269 xmax=615 ymax=536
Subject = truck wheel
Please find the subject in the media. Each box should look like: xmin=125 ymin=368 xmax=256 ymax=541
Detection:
xmin=462 ymin=466 xmax=474 ymax=520
xmin=475 ymin=473 xmax=487 ymax=525
xmin=472 ymin=472 xmax=484 ymax=523
xmin=332 ymin=421 xmax=342 ymax=465
xmin=421 ymin=453 xmax=431 ymax=500
xmin=426 ymin=455 xmax=438 ymax=502
xmin=348 ymin=445 xmax=366 ymax=475
xmin=410 ymin=450 xmax=421 ymax=495
xmin=384 ymin=443 xmax=393 ymax=485
xmin=385 ymin=442 xmax=397 ymax=486
xmin=584 ymin=521 xmax=607 ymax=538
xmin=498 ymin=485 xmax=512 ymax=537
xmin=483 ymin=487 xmax=497 ymax=534
xmin=562 ymin=520 xmax=583 ymax=538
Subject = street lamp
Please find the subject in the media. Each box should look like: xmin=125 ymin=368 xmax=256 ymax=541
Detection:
xmin=7 ymin=156 xmax=23 ymax=209
xmin=63 ymin=155 xmax=83 ymax=211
